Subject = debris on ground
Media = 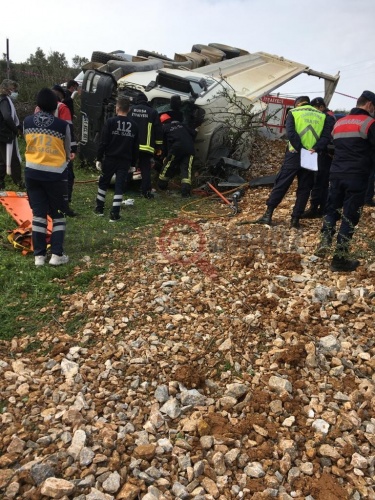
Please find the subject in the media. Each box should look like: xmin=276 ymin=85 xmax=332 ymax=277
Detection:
xmin=0 ymin=138 xmax=374 ymax=499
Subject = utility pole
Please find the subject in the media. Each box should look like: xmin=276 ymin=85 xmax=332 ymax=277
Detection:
xmin=6 ymin=38 xmax=10 ymax=79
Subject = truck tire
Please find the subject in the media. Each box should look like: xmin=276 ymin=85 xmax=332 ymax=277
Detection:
xmin=208 ymin=43 xmax=241 ymax=59
xmin=175 ymin=52 xmax=210 ymax=68
xmin=106 ymin=59 xmax=164 ymax=75
xmin=191 ymin=44 xmax=226 ymax=62
xmin=137 ymin=50 xmax=172 ymax=61
xmin=91 ymin=51 xmax=126 ymax=64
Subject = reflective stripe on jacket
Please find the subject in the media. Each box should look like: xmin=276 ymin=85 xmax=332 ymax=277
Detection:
xmin=288 ymin=105 xmax=326 ymax=151
xmin=330 ymin=108 xmax=375 ymax=178
xmin=332 ymin=114 xmax=375 ymax=140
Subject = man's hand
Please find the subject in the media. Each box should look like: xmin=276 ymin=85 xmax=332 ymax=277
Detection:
xmin=96 ymin=161 xmax=102 ymax=172
xmin=70 ymin=153 xmax=76 ymax=160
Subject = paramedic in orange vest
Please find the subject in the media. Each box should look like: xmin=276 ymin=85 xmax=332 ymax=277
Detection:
xmin=255 ymin=96 xmax=331 ymax=228
xmin=315 ymin=90 xmax=375 ymax=272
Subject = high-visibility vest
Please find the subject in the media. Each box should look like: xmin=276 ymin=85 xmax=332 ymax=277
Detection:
xmin=332 ymin=114 xmax=375 ymax=140
xmin=288 ymin=105 xmax=326 ymax=151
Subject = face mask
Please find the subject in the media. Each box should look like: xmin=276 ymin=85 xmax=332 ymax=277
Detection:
xmin=10 ymin=92 xmax=18 ymax=101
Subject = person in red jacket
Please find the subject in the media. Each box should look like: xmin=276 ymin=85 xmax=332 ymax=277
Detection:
xmin=315 ymin=90 xmax=375 ymax=272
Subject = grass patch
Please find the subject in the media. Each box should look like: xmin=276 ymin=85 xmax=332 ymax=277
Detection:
xmin=0 ymin=160 xmax=190 ymax=341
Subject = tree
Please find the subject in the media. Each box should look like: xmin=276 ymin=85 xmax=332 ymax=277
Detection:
xmin=72 ymin=55 xmax=89 ymax=69
xmin=26 ymin=48 xmax=48 ymax=72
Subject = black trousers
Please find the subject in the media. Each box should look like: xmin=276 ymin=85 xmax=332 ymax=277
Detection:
xmin=322 ymin=176 xmax=368 ymax=247
xmin=138 ymin=152 xmax=153 ymax=195
xmin=96 ymin=158 xmax=130 ymax=215
xmin=26 ymin=177 xmax=67 ymax=257
xmin=0 ymin=140 xmax=23 ymax=187
xmin=267 ymin=151 xmax=315 ymax=218
xmin=309 ymin=152 xmax=332 ymax=211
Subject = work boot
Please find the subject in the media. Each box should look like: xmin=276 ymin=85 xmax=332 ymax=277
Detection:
xmin=255 ymin=207 xmax=274 ymax=225
xmin=290 ymin=217 xmax=301 ymax=229
xmin=330 ymin=255 xmax=360 ymax=272
xmin=314 ymin=232 xmax=332 ymax=257
xmin=301 ymin=206 xmax=320 ymax=219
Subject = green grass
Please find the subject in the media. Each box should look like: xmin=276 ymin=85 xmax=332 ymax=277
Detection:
xmin=0 ymin=161 xmax=191 ymax=340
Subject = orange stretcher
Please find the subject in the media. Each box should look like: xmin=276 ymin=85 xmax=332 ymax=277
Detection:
xmin=0 ymin=191 xmax=53 ymax=255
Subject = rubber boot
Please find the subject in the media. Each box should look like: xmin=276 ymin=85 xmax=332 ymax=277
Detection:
xmin=290 ymin=217 xmax=301 ymax=229
xmin=255 ymin=207 xmax=274 ymax=225
xmin=315 ymin=232 xmax=332 ymax=257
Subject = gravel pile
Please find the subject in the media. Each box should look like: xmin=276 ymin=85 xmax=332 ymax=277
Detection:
xmin=1 ymin=141 xmax=375 ymax=499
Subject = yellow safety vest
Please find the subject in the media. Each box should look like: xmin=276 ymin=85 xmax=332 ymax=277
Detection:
xmin=288 ymin=105 xmax=326 ymax=151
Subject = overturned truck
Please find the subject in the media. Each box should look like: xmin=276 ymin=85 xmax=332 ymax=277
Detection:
xmin=79 ymin=43 xmax=340 ymax=180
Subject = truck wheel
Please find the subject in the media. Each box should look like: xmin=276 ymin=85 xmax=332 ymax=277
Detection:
xmin=191 ymin=44 xmax=226 ymax=62
xmin=106 ymin=59 xmax=164 ymax=75
xmin=137 ymin=50 xmax=172 ymax=61
xmin=91 ymin=51 xmax=126 ymax=64
xmin=208 ymin=43 xmax=241 ymax=59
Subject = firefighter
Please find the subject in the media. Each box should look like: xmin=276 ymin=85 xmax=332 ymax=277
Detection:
xmin=94 ymin=97 xmax=139 ymax=222
xmin=128 ymin=92 xmax=163 ymax=199
xmin=255 ymin=95 xmax=331 ymax=228
xmin=158 ymin=113 xmax=196 ymax=197
xmin=301 ymin=97 xmax=336 ymax=218
xmin=315 ymin=90 xmax=375 ymax=272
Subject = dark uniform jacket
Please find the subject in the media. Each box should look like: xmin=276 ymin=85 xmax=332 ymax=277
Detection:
xmin=162 ymin=120 xmax=196 ymax=157
xmin=97 ymin=115 xmax=139 ymax=164
xmin=128 ymin=102 xmax=162 ymax=154
xmin=330 ymin=108 xmax=375 ymax=179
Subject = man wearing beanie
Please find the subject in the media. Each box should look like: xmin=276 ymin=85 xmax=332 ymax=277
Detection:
xmin=24 ymin=88 xmax=71 ymax=266
xmin=315 ymin=90 xmax=375 ymax=271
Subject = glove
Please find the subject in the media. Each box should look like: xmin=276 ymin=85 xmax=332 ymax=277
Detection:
xmin=96 ymin=161 xmax=102 ymax=172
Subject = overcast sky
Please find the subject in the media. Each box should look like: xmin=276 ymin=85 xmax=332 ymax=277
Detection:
xmin=4 ymin=0 xmax=375 ymax=110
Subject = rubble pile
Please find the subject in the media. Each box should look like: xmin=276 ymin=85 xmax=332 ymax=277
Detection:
xmin=248 ymin=136 xmax=286 ymax=179
xmin=0 ymin=182 xmax=374 ymax=500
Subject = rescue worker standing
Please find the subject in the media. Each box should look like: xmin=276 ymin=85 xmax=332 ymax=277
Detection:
xmin=95 ymin=97 xmax=139 ymax=221
xmin=128 ymin=92 xmax=162 ymax=199
xmin=301 ymin=97 xmax=336 ymax=218
xmin=24 ymin=88 xmax=71 ymax=266
xmin=256 ymin=96 xmax=331 ymax=228
xmin=158 ymin=112 xmax=196 ymax=197
xmin=315 ymin=90 xmax=375 ymax=272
